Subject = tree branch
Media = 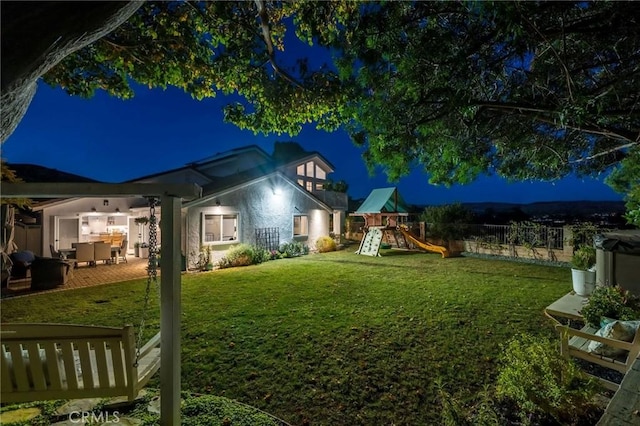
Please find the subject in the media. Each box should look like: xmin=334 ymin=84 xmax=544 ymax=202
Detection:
xmin=253 ymin=0 xmax=304 ymax=89
xmin=1 ymin=2 xmax=142 ymax=143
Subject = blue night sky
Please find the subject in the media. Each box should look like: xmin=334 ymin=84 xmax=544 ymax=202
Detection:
xmin=3 ymin=82 xmax=622 ymax=206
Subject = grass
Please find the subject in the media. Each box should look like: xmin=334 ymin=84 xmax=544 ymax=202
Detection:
xmin=0 ymin=250 xmax=571 ymax=425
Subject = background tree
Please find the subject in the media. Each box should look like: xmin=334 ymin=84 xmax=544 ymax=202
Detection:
xmin=420 ymin=203 xmax=475 ymax=243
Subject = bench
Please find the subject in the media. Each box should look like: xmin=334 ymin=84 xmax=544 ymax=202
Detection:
xmin=1 ymin=323 xmax=160 ymax=403
xmin=555 ymin=322 xmax=640 ymax=391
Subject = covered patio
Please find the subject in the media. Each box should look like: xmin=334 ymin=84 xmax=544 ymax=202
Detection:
xmin=1 ymin=256 xmax=152 ymax=299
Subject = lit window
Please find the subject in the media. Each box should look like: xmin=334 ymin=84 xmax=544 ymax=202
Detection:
xmin=203 ymin=213 xmax=238 ymax=243
xmin=315 ymin=165 xmax=326 ymax=180
xmin=297 ymin=164 xmax=305 ymax=176
xmin=315 ymin=183 xmax=324 ymax=191
xmin=306 ymin=181 xmax=313 ymax=192
xmin=306 ymin=161 xmax=314 ymax=177
xmin=297 ymin=178 xmax=305 ymax=187
xmin=293 ymin=215 xmax=308 ymax=236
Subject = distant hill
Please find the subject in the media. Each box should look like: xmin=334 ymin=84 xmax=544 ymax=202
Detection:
xmin=5 ymin=163 xmax=99 ymax=183
xmin=461 ymin=200 xmax=626 ymax=217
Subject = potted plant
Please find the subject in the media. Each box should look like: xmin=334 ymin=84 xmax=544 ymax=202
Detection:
xmin=580 ymin=285 xmax=640 ymax=328
xmin=134 ymin=242 xmax=140 ymax=257
xmin=571 ymin=244 xmax=596 ymax=296
xmin=139 ymin=242 xmax=149 ymax=259
xmin=134 ymin=216 xmax=149 ymax=246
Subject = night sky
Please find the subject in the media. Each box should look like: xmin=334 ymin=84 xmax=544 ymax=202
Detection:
xmin=3 ymin=82 xmax=623 ymax=206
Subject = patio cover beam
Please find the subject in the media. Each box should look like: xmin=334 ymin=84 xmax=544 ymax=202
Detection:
xmin=1 ymin=182 xmax=201 ymax=426
xmin=1 ymin=182 xmax=202 ymax=199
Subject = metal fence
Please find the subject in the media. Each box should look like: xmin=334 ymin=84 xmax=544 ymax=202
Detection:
xmin=465 ymin=223 xmax=565 ymax=250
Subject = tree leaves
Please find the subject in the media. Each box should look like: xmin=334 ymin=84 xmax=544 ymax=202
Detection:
xmin=40 ymin=1 xmax=639 ymax=206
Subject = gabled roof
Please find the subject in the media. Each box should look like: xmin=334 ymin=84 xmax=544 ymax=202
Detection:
xmin=272 ymin=141 xmax=335 ymax=172
xmin=185 ymin=170 xmax=333 ymax=213
xmin=200 ymin=162 xmax=277 ymax=196
xmin=189 ymin=144 xmax=270 ymax=166
xmin=354 ymin=187 xmax=409 ymax=214
xmin=6 ymin=163 xmax=99 ymax=183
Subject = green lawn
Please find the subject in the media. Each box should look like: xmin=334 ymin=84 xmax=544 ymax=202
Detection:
xmin=0 ymin=250 xmax=571 ymax=425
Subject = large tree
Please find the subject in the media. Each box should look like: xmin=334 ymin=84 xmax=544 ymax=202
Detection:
xmin=2 ymin=1 xmax=356 ymax=142
xmin=2 ymin=1 xmax=639 ymax=222
xmin=313 ymin=1 xmax=639 ymax=185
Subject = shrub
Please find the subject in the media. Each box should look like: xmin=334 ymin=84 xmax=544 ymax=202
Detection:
xmin=580 ymin=285 xmax=640 ymax=327
xmin=420 ymin=203 xmax=474 ymax=242
xmin=218 ymin=244 xmax=270 ymax=269
xmin=496 ymin=334 xmax=599 ymax=424
xmin=278 ymin=241 xmax=309 ymax=258
xmin=182 ymin=394 xmax=281 ymax=426
xmin=315 ymin=235 xmax=337 ymax=253
xmin=571 ymin=245 xmax=596 ymax=270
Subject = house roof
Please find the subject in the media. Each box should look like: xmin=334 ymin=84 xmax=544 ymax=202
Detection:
xmin=24 ymin=142 xmax=339 ymax=211
xmin=272 ymin=141 xmax=335 ymax=172
xmin=185 ymin=170 xmax=334 ymax=213
xmin=200 ymin=162 xmax=277 ymax=196
xmin=6 ymin=163 xmax=100 ymax=183
xmin=354 ymin=187 xmax=409 ymax=214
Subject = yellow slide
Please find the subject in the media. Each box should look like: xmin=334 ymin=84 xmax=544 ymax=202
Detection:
xmin=398 ymin=227 xmax=450 ymax=258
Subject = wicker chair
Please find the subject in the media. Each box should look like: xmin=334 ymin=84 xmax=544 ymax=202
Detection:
xmin=94 ymin=242 xmax=112 ymax=265
xmin=117 ymin=239 xmax=128 ymax=263
xmin=72 ymin=242 xmax=95 ymax=267
xmin=30 ymin=257 xmax=74 ymax=290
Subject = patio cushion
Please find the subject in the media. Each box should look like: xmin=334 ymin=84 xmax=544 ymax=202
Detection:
xmin=9 ymin=250 xmax=36 ymax=279
xmin=588 ymin=320 xmax=640 ymax=357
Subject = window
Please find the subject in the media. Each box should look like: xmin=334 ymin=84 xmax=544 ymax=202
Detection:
xmin=293 ymin=215 xmax=308 ymax=236
xmin=203 ymin=213 xmax=238 ymax=243
xmin=295 ymin=160 xmax=328 ymax=191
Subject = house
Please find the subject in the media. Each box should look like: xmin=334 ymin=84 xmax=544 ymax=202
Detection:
xmin=28 ymin=143 xmax=348 ymax=269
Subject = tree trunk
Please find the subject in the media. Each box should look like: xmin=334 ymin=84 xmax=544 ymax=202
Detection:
xmin=1 ymin=1 xmax=142 ymax=143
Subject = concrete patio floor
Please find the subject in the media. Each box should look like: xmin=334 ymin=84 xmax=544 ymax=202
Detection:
xmin=1 ymin=256 xmax=154 ymax=299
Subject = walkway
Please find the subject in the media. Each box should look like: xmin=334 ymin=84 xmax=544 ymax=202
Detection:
xmin=1 ymin=257 xmax=154 ymax=299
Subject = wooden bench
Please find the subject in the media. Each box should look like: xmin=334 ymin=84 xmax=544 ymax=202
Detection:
xmin=555 ymin=322 xmax=640 ymax=391
xmin=1 ymin=323 xmax=160 ymax=403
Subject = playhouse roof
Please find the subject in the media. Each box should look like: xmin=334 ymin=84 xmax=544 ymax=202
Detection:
xmin=354 ymin=187 xmax=409 ymax=214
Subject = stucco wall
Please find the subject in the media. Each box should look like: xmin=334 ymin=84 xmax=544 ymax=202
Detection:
xmin=185 ymin=175 xmax=331 ymax=269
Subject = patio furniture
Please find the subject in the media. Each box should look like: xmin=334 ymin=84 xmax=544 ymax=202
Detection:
xmin=58 ymin=248 xmax=76 ymax=260
xmin=8 ymin=250 xmax=35 ymax=279
xmin=94 ymin=242 xmax=112 ymax=265
xmin=72 ymin=242 xmax=94 ymax=267
xmin=49 ymin=244 xmax=61 ymax=259
xmin=30 ymin=257 xmax=74 ymax=290
xmin=545 ymin=292 xmax=640 ymax=391
xmin=116 ymin=239 xmax=128 ymax=264
xmin=0 ymin=323 xmax=161 ymax=403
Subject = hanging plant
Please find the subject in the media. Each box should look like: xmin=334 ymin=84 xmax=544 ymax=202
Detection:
xmin=134 ymin=216 xmax=149 ymax=225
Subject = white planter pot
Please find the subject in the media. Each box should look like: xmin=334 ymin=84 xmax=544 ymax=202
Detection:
xmin=139 ymin=247 xmax=149 ymax=259
xmin=571 ymin=268 xmax=596 ymax=296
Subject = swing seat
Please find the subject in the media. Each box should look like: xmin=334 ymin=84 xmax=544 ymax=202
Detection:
xmin=0 ymin=323 xmax=161 ymax=403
